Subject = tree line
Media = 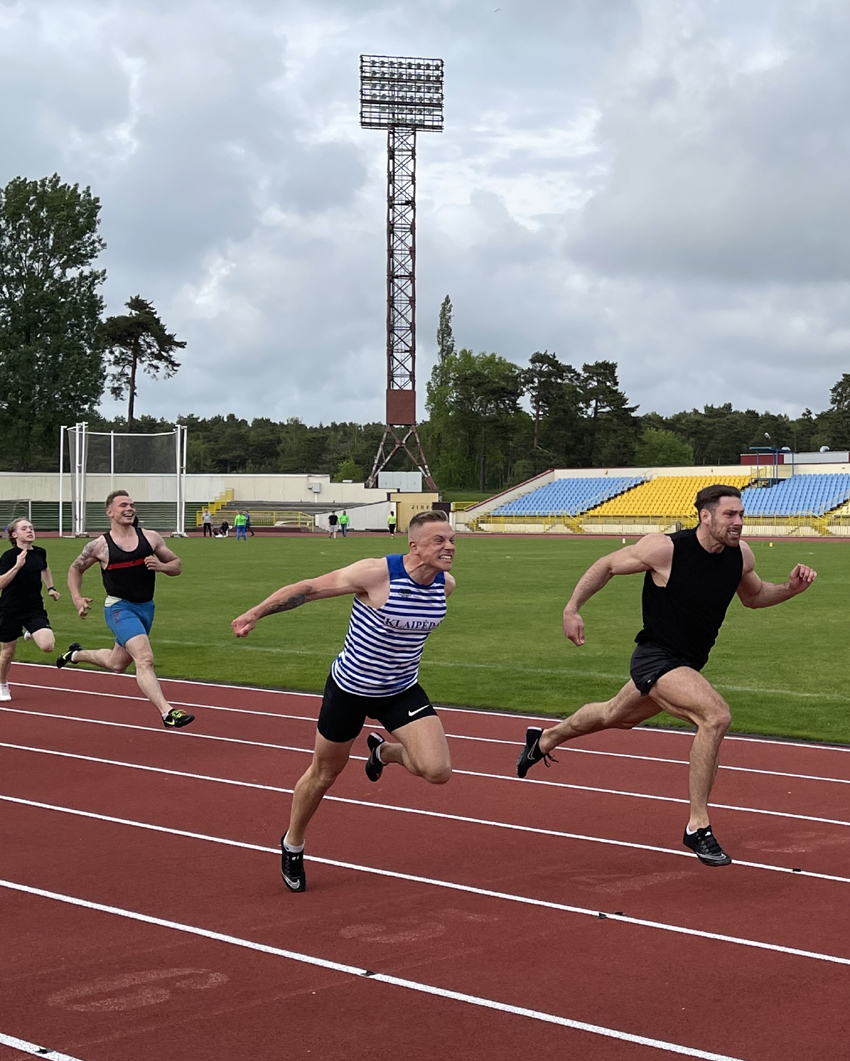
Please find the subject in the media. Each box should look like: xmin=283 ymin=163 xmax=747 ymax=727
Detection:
xmin=1 ymin=176 xmax=847 ymax=489
xmin=0 ymin=175 xmax=184 ymax=471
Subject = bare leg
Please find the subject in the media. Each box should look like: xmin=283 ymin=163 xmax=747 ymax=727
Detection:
xmin=0 ymin=641 xmax=16 ymax=685
xmin=538 ymin=681 xmax=659 ymax=756
xmin=286 ymin=732 xmax=356 ymax=846
xmin=378 ymin=714 xmax=452 ymax=784
xmin=31 ymin=628 xmax=55 ymax=653
xmin=74 ymin=635 xmax=173 ymax=720
xmin=648 ymin=668 xmax=731 ymax=831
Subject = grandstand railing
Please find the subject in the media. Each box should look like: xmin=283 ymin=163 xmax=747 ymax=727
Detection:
xmin=469 ymin=512 xmax=850 ymax=536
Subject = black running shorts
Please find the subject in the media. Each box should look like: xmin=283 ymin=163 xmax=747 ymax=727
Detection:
xmin=0 ymin=607 xmax=51 ymax=644
xmin=629 ymin=641 xmax=701 ymax=697
xmin=317 ymin=672 xmax=437 ymax=744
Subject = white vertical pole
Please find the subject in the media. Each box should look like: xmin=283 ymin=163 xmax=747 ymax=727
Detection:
xmin=58 ymin=426 xmax=65 ymax=537
xmin=110 ymin=431 xmax=115 ymax=494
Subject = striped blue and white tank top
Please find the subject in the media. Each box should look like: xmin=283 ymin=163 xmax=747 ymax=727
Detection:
xmin=331 ymin=554 xmax=447 ymax=697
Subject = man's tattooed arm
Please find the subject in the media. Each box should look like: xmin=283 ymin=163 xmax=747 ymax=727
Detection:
xmin=70 ymin=540 xmax=102 ymax=572
xmin=265 ymin=593 xmax=307 ymax=615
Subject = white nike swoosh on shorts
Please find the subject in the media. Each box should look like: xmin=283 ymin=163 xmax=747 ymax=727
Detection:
xmin=408 ymin=705 xmax=429 ymax=717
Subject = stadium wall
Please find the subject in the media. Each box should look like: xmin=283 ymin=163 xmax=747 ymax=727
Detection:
xmin=0 ymin=473 xmax=383 ymax=506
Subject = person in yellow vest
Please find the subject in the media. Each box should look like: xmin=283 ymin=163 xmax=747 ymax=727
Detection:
xmin=339 ymin=511 xmax=350 ymax=537
xmin=387 ymin=508 xmax=397 ymax=536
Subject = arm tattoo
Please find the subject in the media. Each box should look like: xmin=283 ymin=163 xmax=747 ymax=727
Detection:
xmin=71 ymin=541 xmax=98 ymax=570
xmin=267 ymin=593 xmax=306 ymax=615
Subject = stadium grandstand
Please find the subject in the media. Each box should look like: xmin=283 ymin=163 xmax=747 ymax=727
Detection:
xmin=492 ymin=476 xmax=646 ymax=517
xmin=585 ymin=474 xmax=754 ymax=520
xmin=740 ymin=473 xmax=850 ymax=516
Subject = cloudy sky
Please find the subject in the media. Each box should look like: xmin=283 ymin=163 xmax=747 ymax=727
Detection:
xmin=2 ymin=0 xmax=848 ymax=426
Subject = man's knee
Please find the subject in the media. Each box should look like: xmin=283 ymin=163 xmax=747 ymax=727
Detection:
xmin=701 ymin=701 xmax=732 ymax=736
xmin=420 ymin=760 xmax=452 ymax=785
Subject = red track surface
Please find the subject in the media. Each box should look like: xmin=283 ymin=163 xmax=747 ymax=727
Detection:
xmin=1 ymin=663 xmax=848 ymax=1061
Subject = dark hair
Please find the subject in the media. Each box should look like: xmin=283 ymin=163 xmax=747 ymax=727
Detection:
xmin=408 ymin=509 xmax=450 ymax=534
xmin=694 ymin=484 xmax=742 ymax=513
xmin=105 ymin=489 xmax=130 ymax=509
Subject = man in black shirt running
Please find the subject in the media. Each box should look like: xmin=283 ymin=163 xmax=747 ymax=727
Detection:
xmin=516 ymin=485 xmax=816 ymax=866
xmin=57 ymin=490 xmax=193 ymax=729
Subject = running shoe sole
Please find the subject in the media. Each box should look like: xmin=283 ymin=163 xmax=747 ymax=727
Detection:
xmin=365 ymin=732 xmax=385 ymax=782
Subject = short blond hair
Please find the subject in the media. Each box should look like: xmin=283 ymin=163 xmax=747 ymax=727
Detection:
xmin=408 ymin=510 xmax=450 ymax=535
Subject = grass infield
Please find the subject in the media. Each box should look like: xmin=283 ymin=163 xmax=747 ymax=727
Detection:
xmin=29 ymin=532 xmax=850 ymax=744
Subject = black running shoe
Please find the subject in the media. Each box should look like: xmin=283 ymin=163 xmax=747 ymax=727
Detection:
xmin=516 ymin=726 xmax=558 ymax=778
xmin=683 ymin=825 xmax=732 ymax=866
xmin=365 ymin=732 xmax=385 ymax=782
xmin=56 ymin=643 xmax=82 ymax=669
xmin=163 ymin=708 xmax=194 ymax=728
xmin=281 ymin=838 xmax=306 ymax=892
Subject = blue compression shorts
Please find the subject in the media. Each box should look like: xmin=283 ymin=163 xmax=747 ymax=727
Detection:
xmin=105 ymin=599 xmax=155 ymax=647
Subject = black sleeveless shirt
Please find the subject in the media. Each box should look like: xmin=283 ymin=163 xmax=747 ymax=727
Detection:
xmin=102 ymin=528 xmax=156 ymax=604
xmin=635 ymin=528 xmax=744 ymax=670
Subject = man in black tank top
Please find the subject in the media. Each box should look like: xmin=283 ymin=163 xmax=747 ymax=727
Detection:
xmin=516 ymin=484 xmax=817 ymax=867
xmin=57 ymin=490 xmax=194 ymax=729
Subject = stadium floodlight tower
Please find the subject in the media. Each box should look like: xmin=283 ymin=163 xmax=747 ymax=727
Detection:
xmin=360 ymin=54 xmax=443 ymax=490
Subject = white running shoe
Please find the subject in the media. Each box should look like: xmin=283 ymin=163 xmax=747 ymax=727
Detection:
xmin=0 ymin=684 xmax=11 ymax=701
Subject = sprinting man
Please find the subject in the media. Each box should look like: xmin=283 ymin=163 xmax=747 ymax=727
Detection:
xmin=516 ymin=485 xmax=816 ymax=867
xmin=0 ymin=519 xmax=61 ymax=701
xmin=231 ymin=509 xmax=456 ymax=892
xmin=58 ymin=490 xmax=194 ymax=729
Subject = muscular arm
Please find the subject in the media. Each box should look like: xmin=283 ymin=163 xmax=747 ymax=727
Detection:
xmin=563 ymin=534 xmax=672 ymax=645
xmin=145 ymin=532 xmax=182 ymax=576
xmin=67 ymin=539 xmax=106 ymax=616
xmin=736 ymin=543 xmax=817 ymax=608
xmin=231 ymin=558 xmax=387 ymax=637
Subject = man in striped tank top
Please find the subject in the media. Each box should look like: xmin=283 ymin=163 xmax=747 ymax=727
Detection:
xmin=232 ymin=510 xmax=456 ymax=893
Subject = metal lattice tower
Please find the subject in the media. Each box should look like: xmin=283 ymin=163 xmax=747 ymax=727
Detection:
xmin=360 ymin=55 xmax=444 ymax=490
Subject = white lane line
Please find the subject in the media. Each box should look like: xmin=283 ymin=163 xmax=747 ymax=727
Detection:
xmin=4 ymin=794 xmax=848 ymax=964
xmin=5 ymin=702 xmax=849 ymax=789
xmin=15 ymin=662 xmax=850 ymax=750
xmin=0 ymin=1032 xmax=87 ymax=1061
xmin=0 ymin=878 xmax=754 ymax=1061
xmin=0 ymin=744 xmax=846 ymax=882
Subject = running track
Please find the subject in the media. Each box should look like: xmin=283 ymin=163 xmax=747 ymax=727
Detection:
xmin=1 ymin=663 xmax=848 ymax=1061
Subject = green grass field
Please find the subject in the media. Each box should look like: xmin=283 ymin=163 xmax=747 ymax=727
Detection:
xmin=28 ymin=532 xmax=850 ymax=744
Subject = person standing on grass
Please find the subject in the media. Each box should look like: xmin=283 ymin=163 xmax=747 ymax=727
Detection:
xmin=328 ymin=511 xmax=339 ymax=539
xmin=338 ymin=510 xmax=350 ymax=537
xmin=201 ymin=508 xmax=213 ymax=537
xmin=57 ymin=490 xmax=194 ymax=729
xmin=387 ymin=507 xmax=397 ymax=536
xmin=234 ymin=510 xmax=248 ymax=541
xmin=0 ymin=519 xmax=61 ymax=701
xmin=231 ymin=509 xmax=456 ymax=893
xmin=516 ymin=484 xmax=817 ymax=867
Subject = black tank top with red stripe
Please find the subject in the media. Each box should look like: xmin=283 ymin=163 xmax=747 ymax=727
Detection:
xmin=635 ymin=528 xmax=743 ymax=669
xmin=102 ymin=528 xmax=156 ymax=603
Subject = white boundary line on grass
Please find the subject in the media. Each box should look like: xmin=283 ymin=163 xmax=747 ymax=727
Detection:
xmin=0 ymin=1032 xmax=87 ymax=1061
xmin=2 ymin=709 xmax=849 ymax=821
xmin=4 ymin=794 xmax=849 ymax=965
xmin=1 ymin=743 xmax=848 ymax=882
xmin=6 ymin=692 xmax=850 ymax=788
xmin=0 ymin=878 xmax=756 ymax=1061
xmin=15 ymin=661 xmax=850 ymax=751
